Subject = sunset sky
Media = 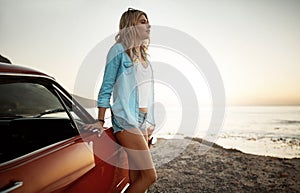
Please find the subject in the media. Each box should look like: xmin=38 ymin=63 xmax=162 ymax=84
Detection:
xmin=1 ymin=0 xmax=299 ymax=106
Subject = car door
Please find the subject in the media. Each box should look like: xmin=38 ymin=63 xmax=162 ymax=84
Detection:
xmin=0 ymin=77 xmax=129 ymax=193
xmin=0 ymin=77 xmax=97 ymax=192
xmin=51 ymin=83 xmax=130 ymax=193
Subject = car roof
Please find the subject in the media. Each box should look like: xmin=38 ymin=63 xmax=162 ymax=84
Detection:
xmin=0 ymin=62 xmax=54 ymax=79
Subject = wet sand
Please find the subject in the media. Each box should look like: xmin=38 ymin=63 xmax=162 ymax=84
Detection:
xmin=148 ymin=138 xmax=300 ymax=193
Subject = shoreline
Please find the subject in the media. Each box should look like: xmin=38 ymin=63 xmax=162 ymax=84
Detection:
xmin=149 ymin=138 xmax=300 ymax=192
xmin=154 ymin=135 xmax=300 ymax=159
xmin=186 ymin=136 xmax=300 ymax=159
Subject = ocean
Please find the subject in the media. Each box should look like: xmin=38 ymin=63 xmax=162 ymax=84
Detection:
xmin=214 ymin=106 xmax=300 ymax=159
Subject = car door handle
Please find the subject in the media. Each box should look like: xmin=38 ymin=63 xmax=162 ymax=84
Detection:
xmin=0 ymin=181 xmax=23 ymax=193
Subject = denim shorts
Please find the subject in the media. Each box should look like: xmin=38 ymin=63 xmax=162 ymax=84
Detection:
xmin=112 ymin=111 xmax=151 ymax=133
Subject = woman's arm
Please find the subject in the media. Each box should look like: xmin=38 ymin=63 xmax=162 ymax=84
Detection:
xmin=97 ymin=44 xmax=123 ymax=127
xmin=97 ymin=107 xmax=106 ymax=126
xmin=97 ymin=44 xmax=122 ymax=108
xmin=84 ymin=45 xmax=123 ymax=132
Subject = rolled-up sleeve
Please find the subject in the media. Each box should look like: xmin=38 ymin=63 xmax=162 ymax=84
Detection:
xmin=97 ymin=44 xmax=122 ymax=108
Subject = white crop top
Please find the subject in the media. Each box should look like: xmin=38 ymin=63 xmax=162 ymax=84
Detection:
xmin=135 ymin=62 xmax=152 ymax=108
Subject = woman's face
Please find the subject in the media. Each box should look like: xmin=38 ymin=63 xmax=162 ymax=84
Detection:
xmin=136 ymin=14 xmax=150 ymax=41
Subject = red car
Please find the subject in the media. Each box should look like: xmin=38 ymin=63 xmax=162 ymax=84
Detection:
xmin=0 ymin=63 xmax=130 ymax=192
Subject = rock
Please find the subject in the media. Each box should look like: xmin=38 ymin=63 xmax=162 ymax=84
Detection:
xmin=280 ymin=172 xmax=289 ymax=177
xmin=181 ymin=155 xmax=191 ymax=159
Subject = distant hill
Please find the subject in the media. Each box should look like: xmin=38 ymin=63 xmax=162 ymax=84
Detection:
xmin=0 ymin=54 xmax=11 ymax=64
xmin=72 ymin=94 xmax=97 ymax=108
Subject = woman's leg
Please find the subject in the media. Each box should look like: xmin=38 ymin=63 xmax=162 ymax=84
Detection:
xmin=128 ymin=161 xmax=140 ymax=185
xmin=141 ymin=127 xmax=149 ymax=146
xmin=116 ymin=129 xmax=157 ymax=193
xmin=129 ymin=129 xmax=148 ymax=183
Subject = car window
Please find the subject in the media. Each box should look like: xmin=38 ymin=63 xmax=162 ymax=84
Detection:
xmin=0 ymin=79 xmax=83 ymax=164
xmin=0 ymin=82 xmax=66 ymax=118
xmin=52 ymin=84 xmax=94 ymax=131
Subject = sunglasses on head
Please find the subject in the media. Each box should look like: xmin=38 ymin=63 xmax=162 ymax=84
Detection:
xmin=127 ymin=8 xmax=138 ymax=12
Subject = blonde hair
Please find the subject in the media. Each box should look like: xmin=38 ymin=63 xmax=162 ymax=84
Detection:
xmin=115 ymin=8 xmax=149 ymax=62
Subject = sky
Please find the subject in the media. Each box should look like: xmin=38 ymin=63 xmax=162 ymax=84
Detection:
xmin=1 ymin=0 xmax=300 ymax=106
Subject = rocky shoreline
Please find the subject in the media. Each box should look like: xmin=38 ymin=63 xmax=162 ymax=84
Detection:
xmin=148 ymin=138 xmax=300 ymax=193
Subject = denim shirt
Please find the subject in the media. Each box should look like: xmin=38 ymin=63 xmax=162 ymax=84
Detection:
xmin=97 ymin=43 xmax=155 ymax=133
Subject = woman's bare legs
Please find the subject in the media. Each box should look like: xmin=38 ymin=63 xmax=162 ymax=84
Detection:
xmin=116 ymin=128 xmax=157 ymax=193
xmin=128 ymin=161 xmax=140 ymax=185
xmin=129 ymin=128 xmax=149 ymax=183
xmin=127 ymin=128 xmax=151 ymax=186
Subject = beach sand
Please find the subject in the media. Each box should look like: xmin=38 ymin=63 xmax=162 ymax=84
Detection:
xmin=148 ymin=138 xmax=300 ymax=193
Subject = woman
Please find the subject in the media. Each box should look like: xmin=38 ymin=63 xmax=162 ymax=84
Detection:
xmin=85 ymin=8 xmax=157 ymax=192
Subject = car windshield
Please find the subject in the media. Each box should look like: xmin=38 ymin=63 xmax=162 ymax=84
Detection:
xmin=0 ymin=82 xmax=65 ymax=118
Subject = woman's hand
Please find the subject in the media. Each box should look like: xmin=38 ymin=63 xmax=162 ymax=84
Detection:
xmin=147 ymin=126 xmax=155 ymax=137
xmin=82 ymin=121 xmax=105 ymax=137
